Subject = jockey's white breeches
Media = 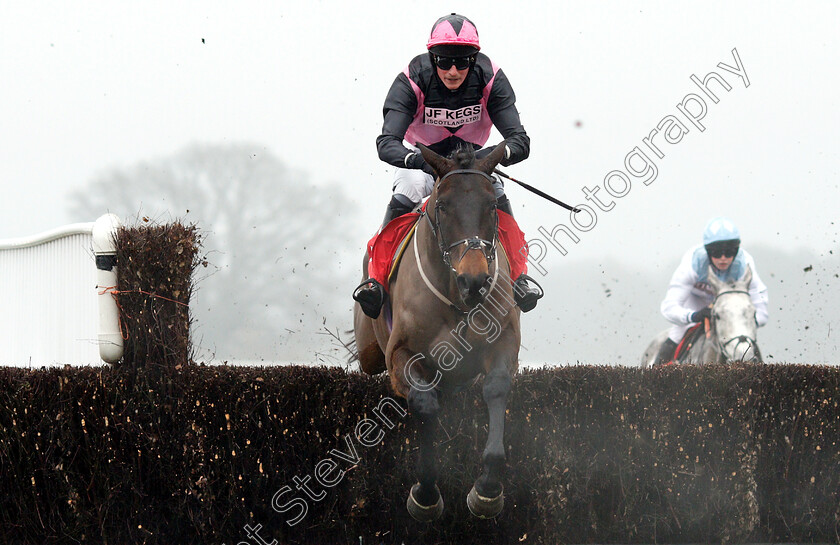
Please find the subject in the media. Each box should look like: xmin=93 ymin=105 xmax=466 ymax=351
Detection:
xmin=668 ymin=323 xmax=695 ymax=344
xmin=667 ymin=294 xmax=711 ymax=343
xmin=392 ymin=143 xmax=505 ymax=204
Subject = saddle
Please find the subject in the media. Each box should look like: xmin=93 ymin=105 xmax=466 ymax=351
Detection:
xmin=365 ymin=211 xmax=423 ymax=293
xmin=367 ymin=204 xmax=528 ymax=294
xmin=672 ymin=322 xmax=706 ymax=363
xmin=387 ymin=220 xmax=419 ymax=285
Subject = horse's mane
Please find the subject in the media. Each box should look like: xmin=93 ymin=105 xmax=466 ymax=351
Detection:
xmin=448 ymin=146 xmax=477 ymax=169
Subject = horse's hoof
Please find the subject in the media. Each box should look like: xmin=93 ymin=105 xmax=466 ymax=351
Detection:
xmin=467 ymin=485 xmax=504 ymax=519
xmin=406 ymin=483 xmax=443 ymax=522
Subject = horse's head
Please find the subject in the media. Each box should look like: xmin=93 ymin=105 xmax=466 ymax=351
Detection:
xmin=418 ymin=142 xmax=507 ymax=308
xmin=707 ymin=264 xmax=761 ymax=362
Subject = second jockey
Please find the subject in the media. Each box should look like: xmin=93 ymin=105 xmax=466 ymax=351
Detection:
xmin=653 ymin=217 xmax=770 ymax=366
xmin=353 ymin=13 xmax=542 ymax=319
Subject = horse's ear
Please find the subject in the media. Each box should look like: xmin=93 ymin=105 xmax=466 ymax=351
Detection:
xmin=707 ymin=264 xmax=724 ymax=293
xmin=740 ymin=264 xmax=753 ymax=287
xmin=418 ymin=143 xmax=452 ymax=179
xmin=476 ymin=140 xmax=508 ymax=174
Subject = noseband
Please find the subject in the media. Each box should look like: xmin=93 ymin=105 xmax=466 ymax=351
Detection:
xmin=425 ymin=169 xmax=498 ymax=274
xmin=711 ymin=290 xmax=758 ymax=361
xmin=413 ymin=168 xmax=501 ymax=313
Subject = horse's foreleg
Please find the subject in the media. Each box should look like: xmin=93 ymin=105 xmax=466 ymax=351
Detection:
xmin=468 ymin=362 xmax=511 ymax=518
xmin=701 ymin=341 xmax=721 ymax=364
xmin=406 ymin=381 xmax=443 ymax=521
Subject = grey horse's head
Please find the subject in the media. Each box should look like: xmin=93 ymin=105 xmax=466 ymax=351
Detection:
xmin=706 ymin=264 xmax=760 ymax=362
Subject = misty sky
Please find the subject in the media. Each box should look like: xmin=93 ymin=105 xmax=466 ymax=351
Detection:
xmin=2 ymin=2 xmax=838 ymax=364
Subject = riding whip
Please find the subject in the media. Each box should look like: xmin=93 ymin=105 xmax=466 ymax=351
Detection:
xmin=494 ymin=168 xmax=581 ymax=213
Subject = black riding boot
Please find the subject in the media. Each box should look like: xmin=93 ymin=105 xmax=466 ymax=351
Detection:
xmin=380 ymin=193 xmax=417 ymax=230
xmin=353 ymin=279 xmax=386 ymax=319
xmin=654 ymin=338 xmax=678 ymax=367
xmin=513 ymin=274 xmax=543 ymax=312
xmin=496 ymin=195 xmax=514 ymax=217
xmin=353 ymin=195 xmax=417 ymax=318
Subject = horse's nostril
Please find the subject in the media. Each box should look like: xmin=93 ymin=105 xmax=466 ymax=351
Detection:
xmin=456 ymin=276 xmax=468 ymax=293
xmin=457 ymin=274 xmax=489 ymax=297
xmin=473 ymin=274 xmax=490 ymax=294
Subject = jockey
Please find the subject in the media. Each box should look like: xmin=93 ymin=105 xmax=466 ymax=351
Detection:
xmin=353 ymin=13 xmax=542 ymax=318
xmin=653 ymin=217 xmax=769 ymax=366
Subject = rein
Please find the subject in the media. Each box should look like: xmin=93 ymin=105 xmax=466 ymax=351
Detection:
xmin=713 ymin=289 xmax=750 ymax=303
xmin=415 ymin=168 xmax=501 ymax=313
xmin=426 ymin=169 xmax=498 ymax=273
xmin=413 ymin=223 xmax=499 ymax=314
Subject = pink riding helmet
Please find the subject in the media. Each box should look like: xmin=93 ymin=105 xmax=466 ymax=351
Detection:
xmin=426 ymin=13 xmax=480 ymax=52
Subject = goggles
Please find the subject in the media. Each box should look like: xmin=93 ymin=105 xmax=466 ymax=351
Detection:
xmin=706 ymin=244 xmax=739 ymax=259
xmin=433 ymin=54 xmax=474 ymax=70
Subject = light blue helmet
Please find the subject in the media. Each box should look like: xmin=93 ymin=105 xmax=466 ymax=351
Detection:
xmin=702 ymin=217 xmax=740 ymax=245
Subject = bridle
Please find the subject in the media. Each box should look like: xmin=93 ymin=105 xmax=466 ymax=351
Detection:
xmin=425 ymin=169 xmax=498 ymax=274
xmin=711 ymin=289 xmax=759 ymax=362
xmin=413 ymin=168 xmax=500 ymax=312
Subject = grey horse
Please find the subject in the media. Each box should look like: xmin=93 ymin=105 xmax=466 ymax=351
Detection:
xmin=641 ymin=265 xmax=762 ymax=367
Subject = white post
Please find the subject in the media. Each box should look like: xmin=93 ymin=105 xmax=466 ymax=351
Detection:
xmin=92 ymin=213 xmax=124 ymax=363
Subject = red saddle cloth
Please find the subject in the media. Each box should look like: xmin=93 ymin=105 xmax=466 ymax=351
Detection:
xmin=366 ymin=208 xmax=529 ymax=293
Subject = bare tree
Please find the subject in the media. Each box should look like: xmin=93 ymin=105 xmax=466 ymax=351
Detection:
xmin=69 ymin=143 xmax=362 ymax=362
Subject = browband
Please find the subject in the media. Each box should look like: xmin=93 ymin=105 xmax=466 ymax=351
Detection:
xmin=439 ymin=169 xmax=495 ymax=183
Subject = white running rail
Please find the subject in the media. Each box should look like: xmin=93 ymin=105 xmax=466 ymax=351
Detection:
xmin=0 ymin=214 xmax=123 ymax=366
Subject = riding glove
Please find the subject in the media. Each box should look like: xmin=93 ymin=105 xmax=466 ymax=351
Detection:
xmin=405 ymin=152 xmax=438 ymax=178
xmin=689 ymin=307 xmax=712 ymax=324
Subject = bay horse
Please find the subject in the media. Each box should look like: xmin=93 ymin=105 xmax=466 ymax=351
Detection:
xmin=641 ymin=265 xmax=762 ymax=366
xmin=353 ymin=142 xmax=521 ymax=521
